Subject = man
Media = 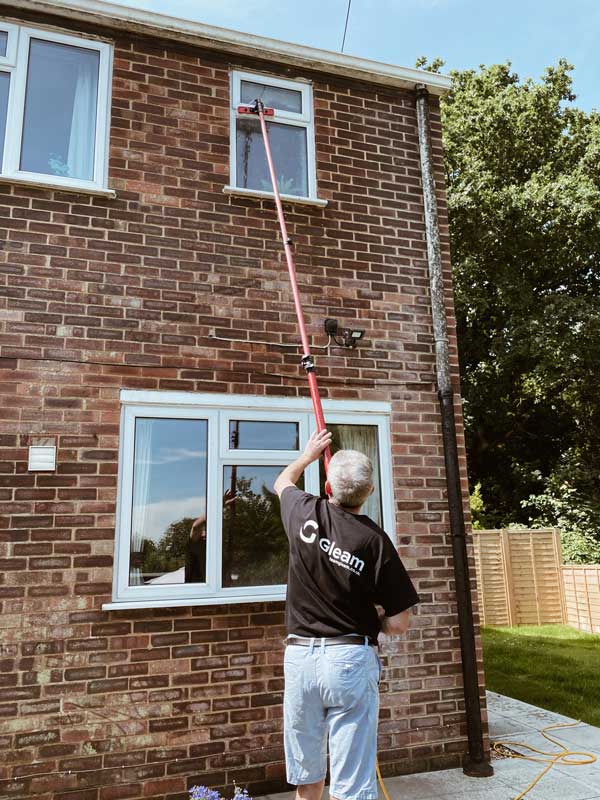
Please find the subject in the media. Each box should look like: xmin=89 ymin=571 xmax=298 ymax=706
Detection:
xmin=274 ymin=429 xmax=419 ymax=800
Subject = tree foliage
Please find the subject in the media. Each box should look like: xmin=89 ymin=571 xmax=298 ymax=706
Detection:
xmin=433 ymin=59 xmax=600 ymax=560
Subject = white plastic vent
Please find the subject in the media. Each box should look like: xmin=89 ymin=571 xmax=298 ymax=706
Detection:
xmin=28 ymin=445 xmax=57 ymax=472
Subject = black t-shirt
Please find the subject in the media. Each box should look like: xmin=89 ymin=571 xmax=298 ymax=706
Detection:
xmin=280 ymin=486 xmax=419 ymax=643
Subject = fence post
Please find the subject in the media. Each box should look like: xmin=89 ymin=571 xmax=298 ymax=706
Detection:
xmin=500 ymin=529 xmax=515 ymax=627
xmin=553 ymin=528 xmax=567 ymax=624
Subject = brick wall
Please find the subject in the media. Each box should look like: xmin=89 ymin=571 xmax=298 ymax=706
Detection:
xmin=0 ymin=16 xmax=487 ymax=800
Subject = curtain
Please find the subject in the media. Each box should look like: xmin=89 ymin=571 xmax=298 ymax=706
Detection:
xmin=130 ymin=419 xmax=153 ymax=586
xmin=336 ymin=425 xmax=382 ymax=526
xmin=67 ymin=55 xmax=98 ymax=181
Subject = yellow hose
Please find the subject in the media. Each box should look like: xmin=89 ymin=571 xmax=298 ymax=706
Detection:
xmin=376 ymin=757 xmax=392 ymax=800
xmin=492 ymin=720 xmax=597 ymax=800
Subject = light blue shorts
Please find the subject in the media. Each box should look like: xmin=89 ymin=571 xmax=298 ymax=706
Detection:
xmin=283 ymin=639 xmax=381 ymax=800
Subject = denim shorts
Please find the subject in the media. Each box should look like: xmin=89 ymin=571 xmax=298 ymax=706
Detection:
xmin=283 ymin=639 xmax=381 ymax=800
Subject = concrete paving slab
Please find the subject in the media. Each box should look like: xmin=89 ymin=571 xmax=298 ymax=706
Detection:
xmin=487 ymin=691 xmax=577 ymax=726
xmin=375 ymin=768 xmax=492 ymax=797
xmin=548 ymin=724 xmax=600 ymax=752
xmin=492 ymin=758 xmax=600 ymax=799
xmin=487 ymin=709 xmax=538 ymax=737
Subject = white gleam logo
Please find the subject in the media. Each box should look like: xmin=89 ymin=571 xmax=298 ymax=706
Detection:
xmin=299 ymin=519 xmax=318 ymax=544
xmin=297 ymin=519 xmax=365 ymax=575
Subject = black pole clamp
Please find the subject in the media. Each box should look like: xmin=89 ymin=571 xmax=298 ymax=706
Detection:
xmin=301 ymin=355 xmax=315 ymax=373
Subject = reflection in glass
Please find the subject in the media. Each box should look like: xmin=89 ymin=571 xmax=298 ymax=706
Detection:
xmin=229 ymin=420 xmax=299 ymax=450
xmin=319 ymin=425 xmax=383 ymax=526
xmin=0 ymin=73 xmax=9 ymax=170
xmin=222 ymin=466 xmax=303 ymax=587
xmin=130 ymin=418 xmax=208 ymax=586
xmin=236 ymin=118 xmax=308 ymax=197
xmin=0 ymin=31 xmax=7 ymax=58
xmin=21 ymin=39 xmax=99 ymax=180
xmin=240 ymin=80 xmax=302 ymax=114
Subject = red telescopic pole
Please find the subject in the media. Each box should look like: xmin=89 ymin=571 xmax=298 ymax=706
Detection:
xmin=243 ymin=99 xmax=331 ymax=471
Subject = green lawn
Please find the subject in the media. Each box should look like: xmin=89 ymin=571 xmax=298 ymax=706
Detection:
xmin=481 ymin=624 xmax=600 ymax=726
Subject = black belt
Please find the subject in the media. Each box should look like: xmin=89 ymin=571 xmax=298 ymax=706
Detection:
xmin=287 ymin=635 xmax=374 ymax=647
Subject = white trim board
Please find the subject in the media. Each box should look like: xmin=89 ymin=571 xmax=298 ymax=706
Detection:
xmin=9 ymin=0 xmax=452 ymax=95
xmin=119 ymin=389 xmax=392 ymax=415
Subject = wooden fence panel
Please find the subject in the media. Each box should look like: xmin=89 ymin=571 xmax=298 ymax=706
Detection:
xmin=472 ymin=529 xmax=565 ymax=626
xmin=562 ymin=566 xmax=600 ymax=634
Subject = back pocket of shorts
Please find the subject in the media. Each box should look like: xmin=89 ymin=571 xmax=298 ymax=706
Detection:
xmin=326 ymin=652 xmax=368 ymax=705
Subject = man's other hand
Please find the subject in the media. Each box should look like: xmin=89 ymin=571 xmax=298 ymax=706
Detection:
xmin=302 ymin=429 xmax=333 ymax=464
xmin=380 ymin=608 xmax=410 ymax=636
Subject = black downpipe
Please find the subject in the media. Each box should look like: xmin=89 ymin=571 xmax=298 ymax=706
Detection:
xmin=415 ymin=83 xmax=493 ymax=778
xmin=439 ymin=389 xmax=493 ymax=776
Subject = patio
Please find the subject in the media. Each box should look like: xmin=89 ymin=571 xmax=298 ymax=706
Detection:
xmin=256 ymin=692 xmax=600 ymax=800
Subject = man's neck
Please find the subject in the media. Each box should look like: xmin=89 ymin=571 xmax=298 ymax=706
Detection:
xmin=328 ymin=497 xmax=362 ymax=515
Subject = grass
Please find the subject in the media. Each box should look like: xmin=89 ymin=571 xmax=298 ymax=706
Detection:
xmin=481 ymin=624 xmax=600 ymax=726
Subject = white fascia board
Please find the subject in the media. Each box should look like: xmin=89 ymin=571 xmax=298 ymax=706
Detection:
xmin=9 ymin=0 xmax=452 ymax=95
xmin=119 ymin=389 xmax=392 ymax=415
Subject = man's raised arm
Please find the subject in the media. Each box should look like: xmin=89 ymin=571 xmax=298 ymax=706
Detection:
xmin=274 ymin=429 xmax=332 ymax=497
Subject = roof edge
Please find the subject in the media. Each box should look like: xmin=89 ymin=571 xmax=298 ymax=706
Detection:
xmin=8 ymin=0 xmax=452 ymax=94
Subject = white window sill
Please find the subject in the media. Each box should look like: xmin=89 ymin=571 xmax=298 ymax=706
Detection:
xmin=223 ymin=185 xmax=328 ymax=208
xmin=0 ymin=174 xmax=117 ymax=198
xmin=103 ymin=591 xmax=286 ymax=611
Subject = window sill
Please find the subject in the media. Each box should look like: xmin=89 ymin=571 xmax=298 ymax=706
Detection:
xmin=223 ymin=185 xmax=328 ymax=208
xmin=0 ymin=174 xmax=117 ymax=198
xmin=103 ymin=590 xmax=286 ymax=611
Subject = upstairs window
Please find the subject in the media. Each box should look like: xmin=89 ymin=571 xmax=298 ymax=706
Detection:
xmin=0 ymin=21 xmax=111 ymax=191
xmin=230 ymin=70 xmax=317 ymax=201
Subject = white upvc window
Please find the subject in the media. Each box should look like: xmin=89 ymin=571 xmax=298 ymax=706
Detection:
xmin=0 ymin=20 xmax=112 ymax=192
xmin=106 ymin=391 xmax=395 ymax=610
xmin=229 ymin=69 xmax=318 ymax=201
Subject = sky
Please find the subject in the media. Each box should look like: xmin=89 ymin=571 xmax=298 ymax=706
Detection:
xmin=110 ymin=0 xmax=599 ymax=111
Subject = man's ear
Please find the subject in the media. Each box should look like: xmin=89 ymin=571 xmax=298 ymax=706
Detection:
xmin=369 ymin=484 xmax=375 ymax=496
xmin=325 ymin=480 xmax=332 ymax=497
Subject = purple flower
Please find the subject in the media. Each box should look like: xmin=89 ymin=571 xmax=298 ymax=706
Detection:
xmin=188 ymin=784 xmax=251 ymax=800
xmin=189 ymin=786 xmax=222 ymax=800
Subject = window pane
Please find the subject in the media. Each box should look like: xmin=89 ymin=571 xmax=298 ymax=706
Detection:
xmin=240 ymin=80 xmax=302 ymax=114
xmin=0 ymin=72 xmax=9 ymax=170
xmin=130 ymin=418 xmax=208 ymax=586
xmin=229 ymin=420 xmax=299 ymax=450
xmin=236 ymin=118 xmax=308 ymax=197
xmin=319 ymin=425 xmax=383 ymax=526
xmin=0 ymin=31 xmax=7 ymax=58
xmin=222 ymin=466 xmax=303 ymax=587
xmin=21 ymin=39 xmax=99 ymax=181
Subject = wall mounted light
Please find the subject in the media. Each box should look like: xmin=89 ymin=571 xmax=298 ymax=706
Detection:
xmin=324 ymin=318 xmax=365 ymax=348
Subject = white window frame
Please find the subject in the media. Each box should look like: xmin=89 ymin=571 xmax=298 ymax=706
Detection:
xmin=0 ymin=20 xmax=112 ymax=192
xmin=229 ymin=69 xmax=318 ymax=202
xmin=0 ymin=22 xmax=18 ymax=66
xmin=105 ymin=391 xmax=395 ymax=610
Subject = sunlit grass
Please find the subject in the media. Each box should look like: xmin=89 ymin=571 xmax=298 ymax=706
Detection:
xmin=482 ymin=624 xmax=600 ymax=726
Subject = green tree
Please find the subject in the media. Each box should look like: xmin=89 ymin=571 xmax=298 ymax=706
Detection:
xmin=425 ymin=58 xmax=600 ymax=558
xmin=140 ymin=516 xmax=194 ymax=578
